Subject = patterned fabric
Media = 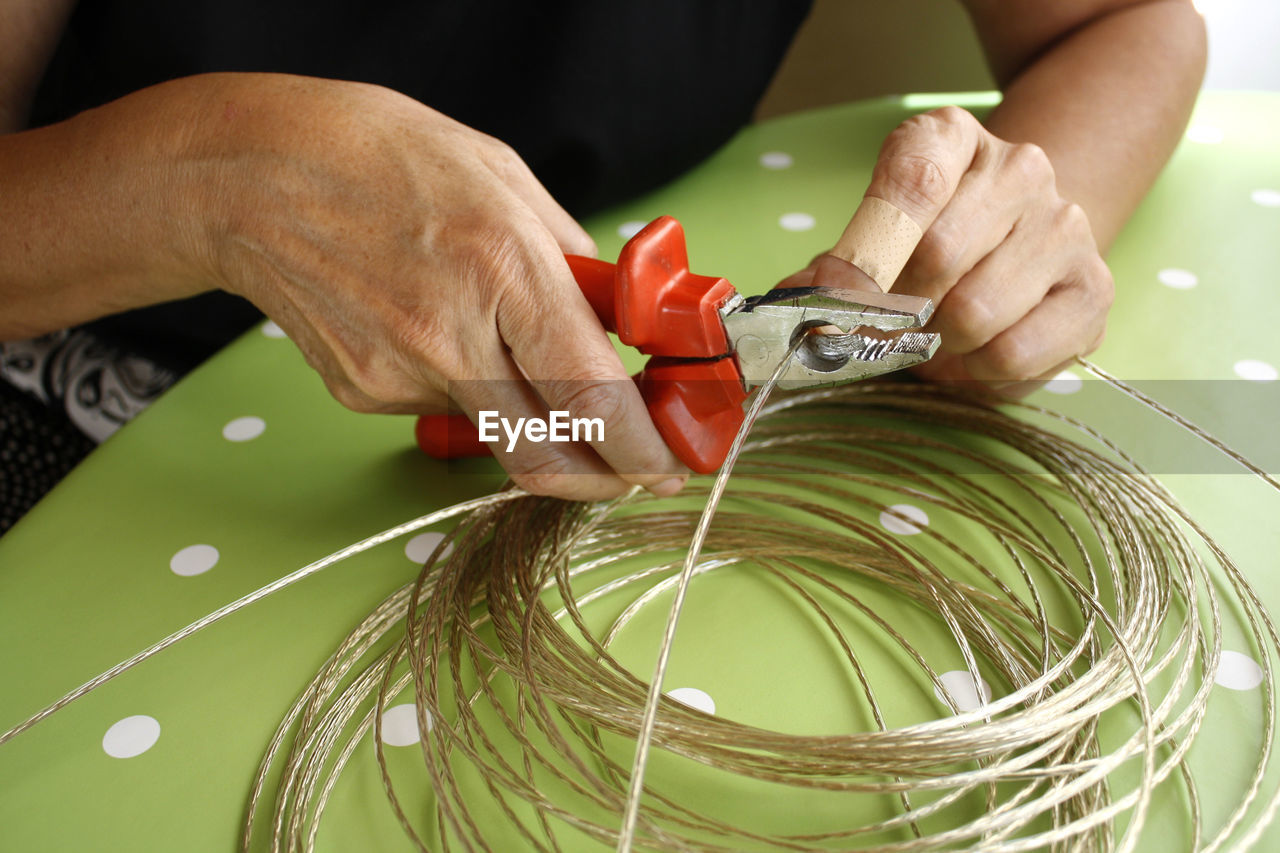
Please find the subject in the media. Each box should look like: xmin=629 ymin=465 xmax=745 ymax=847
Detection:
xmin=0 ymin=330 xmax=176 ymax=533
xmin=0 ymin=330 xmax=175 ymax=443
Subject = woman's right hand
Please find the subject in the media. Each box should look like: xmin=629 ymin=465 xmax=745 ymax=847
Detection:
xmin=2 ymin=73 xmax=688 ymax=499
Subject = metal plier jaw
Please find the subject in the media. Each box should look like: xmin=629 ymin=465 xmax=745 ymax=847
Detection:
xmin=722 ymin=287 xmax=940 ymax=388
xmin=415 ymin=216 xmax=939 ymax=474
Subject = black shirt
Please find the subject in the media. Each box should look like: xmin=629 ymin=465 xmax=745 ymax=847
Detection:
xmin=31 ymin=0 xmax=812 ymax=371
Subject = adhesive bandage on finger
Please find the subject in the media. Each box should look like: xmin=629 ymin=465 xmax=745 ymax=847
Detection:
xmin=829 ymin=196 xmax=923 ymax=291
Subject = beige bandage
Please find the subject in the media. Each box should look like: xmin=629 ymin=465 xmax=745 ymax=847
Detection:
xmin=829 ymin=196 xmax=923 ymax=291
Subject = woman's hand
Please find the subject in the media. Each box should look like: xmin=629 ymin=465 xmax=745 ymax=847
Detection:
xmin=0 ymin=73 xmax=689 ymax=498
xmin=788 ymin=106 xmax=1115 ymax=395
xmin=198 ymin=74 xmax=689 ymax=498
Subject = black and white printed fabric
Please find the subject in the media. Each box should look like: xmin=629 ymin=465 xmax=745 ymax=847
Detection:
xmin=0 ymin=329 xmax=176 ymax=444
xmin=0 ymin=331 xmax=176 ymax=532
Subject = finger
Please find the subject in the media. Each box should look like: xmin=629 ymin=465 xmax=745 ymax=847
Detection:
xmin=491 ymin=232 xmax=689 ymax=494
xmin=926 ymin=212 xmax=1069 ymax=356
xmin=910 ymin=351 xmax=970 ymax=384
xmin=989 ymin=357 xmax=1080 ymax=399
xmin=773 ymin=251 xmax=826 ymax=291
xmin=862 ymin=107 xmax=987 ymax=240
xmin=808 ymin=253 xmax=889 ymax=294
xmin=450 ymin=348 xmax=638 ymax=501
xmin=913 ymin=351 xmax=1077 ymax=398
xmin=479 ymin=139 xmax=598 ymax=258
xmin=961 ymin=253 xmax=1113 ymax=384
xmin=774 ymin=266 xmax=817 ymax=290
xmin=814 ymin=107 xmax=985 ymax=297
xmin=773 ymin=253 xmax=882 ymax=295
xmin=894 ymin=140 xmax=1058 ymax=309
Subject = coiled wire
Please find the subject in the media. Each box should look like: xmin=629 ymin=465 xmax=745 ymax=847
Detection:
xmin=246 ymin=377 xmax=1279 ymax=852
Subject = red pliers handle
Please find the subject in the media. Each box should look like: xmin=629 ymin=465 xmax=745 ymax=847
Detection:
xmin=415 ymin=214 xmax=940 ymax=473
xmin=416 ymin=216 xmax=750 ymax=473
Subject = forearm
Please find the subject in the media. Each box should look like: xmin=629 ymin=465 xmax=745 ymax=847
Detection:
xmin=976 ymin=0 xmax=1206 ymax=251
xmin=0 ymin=82 xmax=217 ymax=340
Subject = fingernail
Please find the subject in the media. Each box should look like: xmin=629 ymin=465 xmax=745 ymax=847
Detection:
xmin=648 ymin=477 xmax=686 ymax=498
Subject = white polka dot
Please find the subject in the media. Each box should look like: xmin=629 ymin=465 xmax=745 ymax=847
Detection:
xmin=222 ymin=416 xmax=266 ymax=442
xmin=1157 ymin=268 xmax=1198 ymax=290
xmin=1234 ymin=360 xmax=1278 ymax=382
xmin=1251 ymin=189 xmax=1280 ymax=208
xmin=381 ymin=703 xmax=431 ymax=746
xmin=1044 ymin=370 xmax=1083 ymax=395
xmin=879 ymin=504 xmax=928 ymax=535
xmin=666 ymin=687 xmax=716 ymax=715
xmin=102 ymin=715 xmax=161 ymax=758
xmin=759 ymin=151 xmax=793 ymax=169
xmin=778 ymin=212 xmax=815 ymax=232
xmin=169 ymin=544 xmax=219 ymax=577
xmin=1185 ymin=125 xmax=1224 ymax=144
xmin=1215 ymin=650 xmax=1264 ymax=691
xmin=934 ymin=671 xmax=992 ymax=713
xmin=405 ymin=531 xmax=454 ymax=564
xmin=260 ymin=320 xmax=287 ymax=338
xmin=617 ymin=220 xmax=647 ymax=239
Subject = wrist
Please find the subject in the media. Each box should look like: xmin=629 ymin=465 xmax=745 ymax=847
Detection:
xmin=0 ymin=77 xmax=227 ymax=338
xmin=73 ymin=77 xmax=230 ymax=300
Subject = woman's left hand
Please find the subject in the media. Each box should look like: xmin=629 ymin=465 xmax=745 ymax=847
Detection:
xmin=782 ymin=106 xmax=1115 ymax=395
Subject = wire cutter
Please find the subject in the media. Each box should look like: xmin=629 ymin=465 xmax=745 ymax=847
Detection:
xmin=416 ymin=216 xmax=939 ymax=473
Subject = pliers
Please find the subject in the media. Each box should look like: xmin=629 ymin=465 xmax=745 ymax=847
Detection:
xmin=416 ymin=216 xmax=939 ymax=473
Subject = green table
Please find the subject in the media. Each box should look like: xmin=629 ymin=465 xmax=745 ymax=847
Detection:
xmin=3 ymin=91 xmax=1279 ymax=851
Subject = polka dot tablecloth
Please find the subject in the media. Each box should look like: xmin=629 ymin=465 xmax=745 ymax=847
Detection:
xmin=2 ymin=91 xmax=1279 ymax=851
